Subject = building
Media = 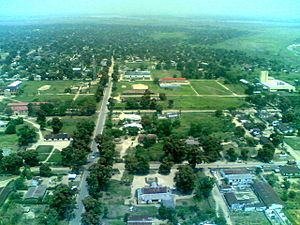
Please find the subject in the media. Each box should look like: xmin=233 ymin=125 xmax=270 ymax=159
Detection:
xmin=7 ymin=102 xmax=48 ymax=115
xmin=221 ymin=169 xmax=252 ymax=187
xmin=185 ymin=137 xmax=200 ymax=147
xmin=138 ymin=134 xmax=157 ymax=144
xmin=120 ymin=114 xmax=142 ymax=122
xmin=124 ymin=71 xmax=151 ymax=80
xmin=252 ymin=181 xmax=283 ymax=210
xmin=122 ymin=89 xmax=154 ymax=96
xmin=44 ymin=133 xmax=72 ymax=141
xmin=24 ymin=185 xmax=47 ymax=200
xmin=127 ymin=215 xmax=153 ymax=225
xmin=0 ymin=120 xmax=8 ymax=128
xmin=6 ymin=80 xmax=22 ymax=93
xmin=280 ymin=165 xmax=300 ymax=177
xmin=159 ymin=77 xmax=188 ymax=88
xmin=123 ymin=123 xmax=143 ymax=130
xmin=276 ymin=123 xmax=295 ymax=135
xmin=136 ymin=184 xmax=173 ymax=204
xmin=224 ymin=192 xmax=245 ymax=211
xmin=260 ymin=71 xmax=296 ymax=92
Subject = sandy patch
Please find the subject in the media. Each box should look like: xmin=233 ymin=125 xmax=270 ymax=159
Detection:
xmin=38 ymin=85 xmax=51 ymax=91
xmin=0 ymin=96 xmax=4 ymax=102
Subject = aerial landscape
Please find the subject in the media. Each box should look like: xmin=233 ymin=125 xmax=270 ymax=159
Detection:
xmin=0 ymin=0 xmax=300 ymax=225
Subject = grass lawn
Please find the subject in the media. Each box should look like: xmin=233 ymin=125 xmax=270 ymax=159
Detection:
xmin=47 ymin=149 xmax=62 ymax=164
xmin=13 ymin=94 xmax=74 ymax=102
xmin=116 ymin=81 xmax=196 ymax=96
xmin=60 ymin=115 xmax=97 ymax=134
xmin=167 ymin=96 xmax=246 ymax=110
xmin=150 ymin=69 xmax=182 ymax=79
xmin=223 ymin=83 xmax=247 ymax=95
xmin=284 ymin=137 xmax=300 ymax=151
xmin=190 ymin=80 xmax=232 ymax=95
xmin=0 ymin=134 xmax=19 ymax=152
xmin=231 ymin=212 xmax=270 ymax=225
xmin=36 ymin=145 xmax=53 ymax=161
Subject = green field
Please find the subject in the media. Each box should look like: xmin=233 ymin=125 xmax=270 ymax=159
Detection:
xmin=116 ymin=81 xmax=196 ymax=96
xmin=150 ymin=69 xmax=182 ymax=79
xmin=284 ymin=137 xmax=300 ymax=151
xmin=47 ymin=149 xmax=62 ymax=165
xmin=13 ymin=94 xmax=74 ymax=102
xmin=224 ymin=83 xmax=247 ymax=95
xmin=150 ymin=32 xmax=189 ymax=40
xmin=60 ymin=115 xmax=97 ymax=134
xmin=36 ymin=145 xmax=53 ymax=161
xmin=231 ymin=212 xmax=270 ymax=225
xmin=0 ymin=134 xmax=19 ymax=152
xmin=190 ymin=80 xmax=232 ymax=95
xmin=167 ymin=96 xmax=246 ymax=110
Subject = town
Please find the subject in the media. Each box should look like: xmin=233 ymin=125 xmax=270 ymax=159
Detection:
xmin=0 ymin=9 xmax=300 ymax=225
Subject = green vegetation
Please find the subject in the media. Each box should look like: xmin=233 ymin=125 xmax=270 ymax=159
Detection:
xmin=190 ymin=80 xmax=232 ymax=95
xmin=150 ymin=32 xmax=189 ymax=40
xmin=150 ymin=69 xmax=182 ymax=79
xmin=36 ymin=145 xmax=54 ymax=162
xmin=47 ymin=149 xmax=63 ymax=165
xmin=0 ymin=134 xmax=19 ymax=152
xmin=60 ymin=115 xmax=97 ymax=134
xmin=230 ymin=212 xmax=271 ymax=225
xmin=284 ymin=137 xmax=300 ymax=151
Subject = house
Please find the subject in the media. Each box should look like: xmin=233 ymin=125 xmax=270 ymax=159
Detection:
xmin=7 ymin=102 xmax=48 ymax=115
xmin=6 ymin=80 xmax=22 ymax=93
xmin=224 ymin=192 xmax=245 ymax=211
xmin=124 ymin=123 xmax=143 ymax=130
xmin=185 ymin=137 xmax=200 ymax=147
xmin=0 ymin=120 xmax=8 ymax=128
xmin=276 ymin=123 xmax=294 ymax=135
xmin=252 ymin=181 xmax=283 ymax=210
xmin=280 ymin=165 xmax=300 ymax=177
xmin=136 ymin=183 xmax=173 ymax=204
xmin=220 ymin=169 xmax=252 ymax=187
xmin=159 ymin=78 xmax=188 ymax=88
xmin=122 ymin=89 xmax=154 ymax=96
xmin=138 ymin=134 xmax=157 ymax=144
xmin=166 ymin=112 xmax=180 ymax=119
xmin=44 ymin=133 xmax=72 ymax=141
xmin=120 ymin=114 xmax=142 ymax=122
xmin=127 ymin=215 xmax=153 ymax=225
xmin=24 ymin=185 xmax=47 ymax=200
xmin=124 ymin=71 xmax=151 ymax=80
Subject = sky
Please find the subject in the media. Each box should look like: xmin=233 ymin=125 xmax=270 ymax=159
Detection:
xmin=1 ymin=0 xmax=300 ymax=20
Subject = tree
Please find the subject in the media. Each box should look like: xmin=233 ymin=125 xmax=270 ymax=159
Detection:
xmin=240 ymin=148 xmax=249 ymax=160
xmin=186 ymin=146 xmax=203 ymax=169
xmin=282 ymin=178 xmax=290 ymax=190
xmin=157 ymin=120 xmax=173 ymax=137
xmin=37 ymin=111 xmax=46 ymax=130
xmin=158 ymin=205 xmax=177 ymax=224
xmin=51 ymin=117 xmax=63 ymax=134
xmin=159 ymin=93 xmax=167 ymax=101
xmin=163 ymin=137 xmax=186 ymax=163
xmin=174 ymin=165 xmax=196 ymax=194
xmin=226 ymin=148 xmax=238 ymax=162
xmin=234 ymin=126 xmax=245 ymax=137
xmin=17 ymin=125 xmax=37 ymax=146
xmin=5 ymin=124 xmax=16 ymax=134
xmin=81 ymin=196 xmax=104 ymax=225
xmin=215 ymin=110 xmax=223 ymax=117
xmin=1 ymin=153 xmax=23 ymax=174
xmin=49 ymin=184 xmax=76 ymax=219
xmin=270 ymin=133 xmax=284 ymax=147
xmin=194 ymin=176 xmax=215 ymax=200
xmin=37 ymin=208 xmax=60 ymax=225
xmin=159 ymin=157 xmax=173 ymax=175
xmin=257 ymin=143 xmax=275 ymax=163
xmin=265 ymin=173 xmax=279 ymax=187
xmin=40 ymin=164 xmax=52 ymax=177
xmin=21 ymin=150 xmax=39 ymax=167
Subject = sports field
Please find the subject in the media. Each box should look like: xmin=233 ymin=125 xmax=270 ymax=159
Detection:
xmin=190 ymin=80 xmax=233 ymax=95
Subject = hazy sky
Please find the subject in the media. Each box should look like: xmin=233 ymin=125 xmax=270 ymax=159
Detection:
xmin=1 ymin=0 xmax=300 ymax=20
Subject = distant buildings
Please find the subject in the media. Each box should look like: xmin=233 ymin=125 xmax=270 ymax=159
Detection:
xmin=260 ymin=71 xmax=296 ymax=92
xmin=136 ymin=183 xmax=173 ymax=205
xmin=6 ymin=80 xmax=22 ymax=93
xmin=280 ymin=165 xmax=300 ymax=177
xmin=44 ymin=133 xmax=72 ymax=142
xmin=159 ymin=77 xmax=188 ymax=88
xmin=124 ymin=71 xmax=151 ymax=80
xmin=221 ymin=169 xmax=252 ymax=187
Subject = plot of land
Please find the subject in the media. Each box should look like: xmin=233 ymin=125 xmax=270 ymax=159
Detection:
xmin=224 ymin=83 xmax=247 ymax=95
xmin=150 ymin=69 xmax=182 ymax=79
xmin=116 ymin=81 xmax=196 ymax=96
xmin=47 ymin=149 xmax=62 ymax=165
xmin=285 ymin=137 xmax=300 ymax=151
xmin=190 ymin=80 xmax=233 ymax=95
xmin=231 ymin=212 xmax=270 ymax=225
xmin=60 ymin=115 xmax=97 ymax=134
xmin=0 ymin=134 xmax=19 ymax=152
xmin=36 ymin=145 xmax=53 ymax=161
xmin=38 ymin=85 xmax=51 ymax=91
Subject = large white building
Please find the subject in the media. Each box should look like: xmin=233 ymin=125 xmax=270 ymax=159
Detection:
xmin=260 ymin=71 xmax=296 ymax=92
xmin=221 ymin=169 xmax=252 ymax=187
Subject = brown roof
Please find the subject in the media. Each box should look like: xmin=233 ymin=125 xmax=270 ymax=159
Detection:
xmin=223 ymin=168 xmax=249 ymax=175
xmin=160 ymin=78 xmax=187 ymax=81
xmin=252 ymin=181 xmax=283 ymax=207
xmin=142 ymin=187 xmax=168 ymax=194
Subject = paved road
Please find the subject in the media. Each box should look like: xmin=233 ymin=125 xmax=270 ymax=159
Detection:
xmin=69 ymin=58 xmax=114 ymax=225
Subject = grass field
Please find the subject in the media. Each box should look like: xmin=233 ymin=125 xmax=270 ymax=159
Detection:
xmin=13 ymin=94 xmax=74 ymax=102
xmin=190 ymin=80 xmax=232 ymax=95
xmin=150 ymin=69 xmax=182 ymax=79
xmin=284 ymin=137 xmax=300 ymax=151
xmin=167 ymin=96 xmax=246 ymax=110
xmin=60 ymin=115 xmax=97 ymax=134
xmin=231 ymin=212 xmax=270 ymax=225
xmin=0 ymin=134 xmax=19 ymax=152
xmin=36 ymin=145 xmax=53 ymax=161
xmin=47 ymin=149 xmax=62 ymax=165
xmin=116 ymin=81 xmax=196 ymax=96
xmin=223 ymin=83 xmax=247 ymax=95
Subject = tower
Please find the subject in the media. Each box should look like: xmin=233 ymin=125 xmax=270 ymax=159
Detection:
xmin=260 ymin=71 xmax=269 ymax=83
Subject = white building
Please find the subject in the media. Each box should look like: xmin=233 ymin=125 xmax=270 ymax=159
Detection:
xmin=221 ymin=169 xmax=252 ymax=187
xmin=260 ymin=71 xmax=296 ymax=92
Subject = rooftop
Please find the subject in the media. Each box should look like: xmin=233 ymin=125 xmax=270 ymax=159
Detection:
xmin=160 ymin=77 xmax=187 ymax=81
xmin=222 ymin=168 xmax=250 ymax=175
xmin=141 ymin=186 xmax=168 ymax=194
xmin=252 ymin=181 xmax=283 ymax=207
xmin=280 ymin=165 xmax=300 ymax=175
xmin=24 ymin=185 xmax=47 ymax=200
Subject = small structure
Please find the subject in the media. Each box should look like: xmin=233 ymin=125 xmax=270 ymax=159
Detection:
xmin=24 ymin=185 xmax=47 ymax=200
xmin=68 ymin=174 xmax=77 ymax=181
xmin=138 ymin=134 xmax=157 ymax=144
xmin=127 ymin=215 xmax=153 ymax=225
xmin=122 ymin=89 xmax=154 ymax=96
xmin=6 ymin=80 xmax=22 ymax=93
xmin=280 ymin=165 xmax=300 ymax=177
xmin=185 ymin=137 xmax=200 ymax=147
xmin=7 ymin=102 xmax=48 ymax=115
xmin=224 ymin=192 xmax=245 ymax=211
xmin=260 ymin=71 xmax=296 ymax=92
xmin=136 ymin=183 xmax=173 ymax=204
xmin=276 ymin=123 xmax=294 ymax=135
xmin=159 ymin=77 xmax=188 ymax=88
xmin=124 ymin=71 xmax=151 ymax=80
xmin=220 ymin=169 xmax=252 ymax=187
xmin=120 ymin=114 xmax=142 ymax=122
xmin=252 ymin=181 xmax=283 ymax=210
xmin=44 ymin=133 xmax=72 ymax=141
xmin=0 ymin=120 xmax=8 ymax=128
xmin=124 ymin=123 xmax=143 ymax=130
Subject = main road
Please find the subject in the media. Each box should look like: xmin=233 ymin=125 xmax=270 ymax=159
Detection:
xmin=70 ymin=57 xmax=114 ymax=225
